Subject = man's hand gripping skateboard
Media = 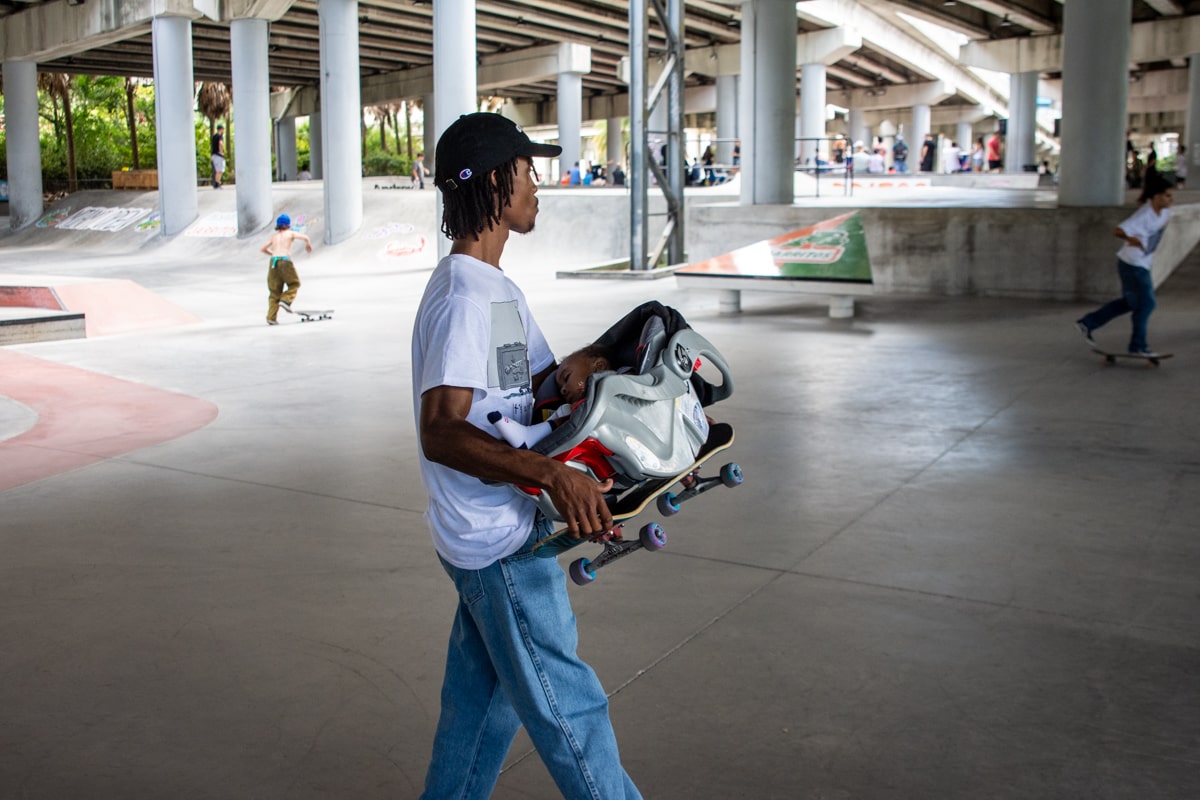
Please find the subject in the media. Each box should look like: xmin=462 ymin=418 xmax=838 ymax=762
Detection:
xmin=533 ymin=423 xmax=742 ymax=585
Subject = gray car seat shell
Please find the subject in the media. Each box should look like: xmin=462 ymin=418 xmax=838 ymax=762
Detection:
xmin=526 ymin=310 xmax=734 ymax=523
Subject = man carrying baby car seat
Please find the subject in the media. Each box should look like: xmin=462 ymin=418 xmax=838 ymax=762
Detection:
xmin=411 ymin=112 xmax=642 ymax=800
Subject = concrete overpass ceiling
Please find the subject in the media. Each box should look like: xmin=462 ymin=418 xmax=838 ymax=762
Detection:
xmin=4 ymin=1 xmax=1196 ymax=111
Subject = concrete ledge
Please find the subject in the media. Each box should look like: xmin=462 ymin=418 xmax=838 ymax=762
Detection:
xmin=688 ymin=202 xmax=1200 ymax=302
xmin=675 ymin=274 xmax=875 ymax=317
xmin=556 ymin=259 xmax=681 ymax=280
xmin=0 ymin=307 xmax=86 ymax=345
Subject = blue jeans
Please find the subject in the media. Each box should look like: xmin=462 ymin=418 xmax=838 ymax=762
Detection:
xmin=1080 ymin=260 xmax=1157 ymax=353
xmin=422 ymin=515 xmax=641 ymax=800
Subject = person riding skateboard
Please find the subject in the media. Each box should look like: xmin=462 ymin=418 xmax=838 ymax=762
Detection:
xmin=1076 ymin=172 xmax=1175 ymax=356
xmin=261 ymin=214 xmax=312 ymax=326
xmin=411 ymin=112 xmax=642 ymax=798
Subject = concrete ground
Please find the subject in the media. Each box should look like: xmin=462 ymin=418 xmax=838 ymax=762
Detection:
xmin=1 ymin=187 xmax=1199 ymax=799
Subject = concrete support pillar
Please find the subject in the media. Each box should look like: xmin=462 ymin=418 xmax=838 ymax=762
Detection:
xmin=1186 ymin=56 xmax=1200 ymax=173
xmin=607 ymin=116 xmax=624 ymax=168
xmin=422 ymin=92 xmax=435 ymax=177
xmin=799 ymin=63 xmax=827 ymax=166
xmin=2 ymin=61 xmax=42 ymax=230
xmin=151 ymin=15 xmax=198 ymax=236
xmin=229 ymin=17 xmax=272 ymax=235
xmin=716 ymin=74 xmax=737 ymax=165
xmin=794 ymin=95 xmax=804 ymax=162
xmin=846 ymin=107 xmax=867 ymax=149
xmin=318 ymin=0 xmax=364 ymax=244
xmin=1006 ymin=70 xmax=1038 ymax=174
xmin=957 ymin=121 xmax=974 ymax=159
xmin=740 ymin=0 xmax=797 ymax=205
xmin=1059 ymin=0 xmax=1130 ymax=206
xmin=911 ymin=103 xmax=931 ymax=171
xmin=433 ymin=0 xmax=476 ymax=259
xmin=557 ymin=70 xmax=583 ymax=176
xmin=276 ymin=117 xmax=298 ymax=181
xmin=309 ymin=112 xmax=323 ymax=179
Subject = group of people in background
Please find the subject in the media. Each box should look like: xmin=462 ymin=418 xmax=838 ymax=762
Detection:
xmin=829 ymin=130 xmax=1007 ymax=175
xmin=1126 ymin=136 xmax=1186 ymax=191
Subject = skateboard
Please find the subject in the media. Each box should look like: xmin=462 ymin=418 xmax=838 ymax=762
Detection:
xmin=1090 ymin=345 xmax=1173 ymax=366
xmin=533 ymin=423 xmax=742 ymax=585
xmin=295 ymin=309 xmax=334 ymax=322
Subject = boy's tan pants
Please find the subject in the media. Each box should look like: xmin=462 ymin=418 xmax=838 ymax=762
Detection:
xmin=266 ymin=257 xmax=301 ymax=322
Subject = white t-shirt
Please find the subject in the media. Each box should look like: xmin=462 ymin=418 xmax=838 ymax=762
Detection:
xmin=411 ymin=254 xmax=555 ymax=569
xmin=941 ymin=145 xmax=961 ymax=173
xmin=1116 ymin=203 xmax=1172 ymax=269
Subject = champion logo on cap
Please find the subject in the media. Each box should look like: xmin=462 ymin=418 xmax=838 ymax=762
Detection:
xmin=459 ymin=168 xmax=473 ymax=181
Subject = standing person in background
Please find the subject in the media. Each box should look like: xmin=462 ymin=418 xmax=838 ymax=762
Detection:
xmin=412 ymin=112 xmax=642 ymax=800
xmin=941 ymin=140 xmax=962 ymax=174
xmin=1175 ymin=145 xmax=1187 ymax=189
xmin=210 ymin=123 xmax=226 ymax=189
xmin=919 ymin=133 xmax=936 ymax=173
xmin=611 ymin=161 xmax=626 ymax=186
xmin=412 ymin=151 xmax=428 ymax=189
xmin=971 ymin=137 xmax=986 ymax=173
xmin=986 ymin=131 xmax=1003 ymax=172
xmin=891 ymin=135 xmax=908 ymax=173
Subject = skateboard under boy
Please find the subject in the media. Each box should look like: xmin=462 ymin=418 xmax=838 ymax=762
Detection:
xmin=1086 ymin=341 xmax=1173 ymax=366
xmin=295 ymin=309 xmax=334 ymax=322
xmin=532 ymin=423 xmax=741 ymax=585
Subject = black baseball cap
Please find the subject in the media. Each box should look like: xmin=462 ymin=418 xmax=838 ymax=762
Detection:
xmin=434 ymin=112 xmax=562 ymax=191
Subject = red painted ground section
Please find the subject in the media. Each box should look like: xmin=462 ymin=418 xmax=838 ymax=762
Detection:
xmin=0 ymin=351 xmax=219 ymax=491
xmin=0 ymin=285 xmax=62 ymax=310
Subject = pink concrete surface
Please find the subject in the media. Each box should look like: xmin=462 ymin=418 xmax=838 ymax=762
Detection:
xmin=0 ymin=351 xmax=218 ymax=491
xmin=0 ymin=277 xmax=201 ymax=337
xmin=52 ymin=280 xmax=202 ymax=337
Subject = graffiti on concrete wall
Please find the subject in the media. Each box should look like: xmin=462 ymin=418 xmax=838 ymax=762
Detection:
xmin=36 ymin=205 xmax=155 ymax=232
xmin=366 ymin=221 xmax=427 ymax=259
xmin=184 ymin=212 xmax=238 ymax=238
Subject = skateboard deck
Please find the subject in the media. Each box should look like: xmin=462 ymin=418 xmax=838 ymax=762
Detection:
xmin=1092 ymin=347 xmax=1173 ymax=366
xmin=533 ymin=423 xmax=741 ymax=584
xmin=295 ymin=309 xmax=334 ymax=322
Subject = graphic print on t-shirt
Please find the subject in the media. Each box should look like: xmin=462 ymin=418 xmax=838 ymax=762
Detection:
xmin=489 ymin=300 xmax=530 ymax=393
xmin=1144 ymin=227 xmax=1165 ymax=255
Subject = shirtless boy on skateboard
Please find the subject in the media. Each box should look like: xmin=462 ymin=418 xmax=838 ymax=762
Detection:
xmin=261 ymin=214 xmax=313 ymax=325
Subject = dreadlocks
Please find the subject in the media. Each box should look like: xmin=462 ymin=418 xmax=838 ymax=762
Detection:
xmin=440 ymin=157 xmax=520 ymax=241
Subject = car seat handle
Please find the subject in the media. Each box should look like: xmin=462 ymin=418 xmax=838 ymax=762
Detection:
xmin=665 ymin=330 xmax=734 ymax=404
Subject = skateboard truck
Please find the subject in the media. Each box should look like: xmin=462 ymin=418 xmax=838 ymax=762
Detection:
xmin=569 ymin=522 xmax=667 ymax=585
xmin=566 ymin=460 xmax=744 ymax=586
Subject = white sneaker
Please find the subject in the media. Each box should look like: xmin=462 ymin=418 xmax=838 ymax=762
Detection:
xmin=279 ymin=300 xmax=293 ymax=313
xmin=1075 ymin=320 xmax=1095 ymax=345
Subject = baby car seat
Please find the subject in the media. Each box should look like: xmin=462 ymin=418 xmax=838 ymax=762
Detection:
xmin=524 ymin=301 xmax=733 ymax=520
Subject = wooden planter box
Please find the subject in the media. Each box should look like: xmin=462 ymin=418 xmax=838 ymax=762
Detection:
xmin=112 ymin=170 xmax=158 ymax=190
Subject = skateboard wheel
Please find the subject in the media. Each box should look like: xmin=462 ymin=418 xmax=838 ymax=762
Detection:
xmin=569 ymin=558 xmax=596 ymax=586
xmin=720 ymin=463 xmax=744 ymax=488
xmin=657 ymin=492 xmax=681 ymax=516
xmin=639 ymin=522 xmax=667 ymax=551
